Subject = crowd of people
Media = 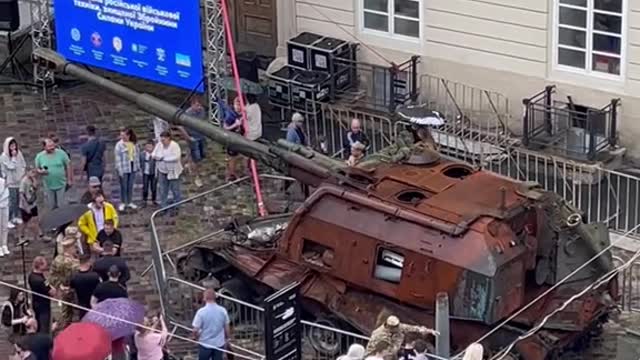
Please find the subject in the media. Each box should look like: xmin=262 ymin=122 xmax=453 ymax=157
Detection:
xmin=0 ymin=94 xmax=242 ymax=360
xmin=0 ymin=89 xmax=452 ymax=360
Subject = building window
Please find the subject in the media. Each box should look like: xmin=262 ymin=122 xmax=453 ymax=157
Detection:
xmin=555 ymin=0 xmax=624 ymax=77
xmin=362 ymin=0 xmax=421 ymax=38
xmin=373 ymin=248 xmax=404 ymax=284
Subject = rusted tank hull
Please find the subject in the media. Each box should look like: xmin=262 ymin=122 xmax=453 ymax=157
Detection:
xmin=216 ymin=245 xmax=612 ymax=359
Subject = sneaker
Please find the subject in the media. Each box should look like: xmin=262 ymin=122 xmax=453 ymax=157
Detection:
xmin=0 ymin=248 xmax=5 ymax=257
xmin=2 ymin=246 xmax=10 ymax=255
xmin=12 ymin=218 xmax=22 ymax=225
xmin=128 ymin=203 xmax=138 ymax=210
xmin=7 ymin=222 xmax=15 ymax=229
xmin=118 ymin=203 xmax=126 ymax=212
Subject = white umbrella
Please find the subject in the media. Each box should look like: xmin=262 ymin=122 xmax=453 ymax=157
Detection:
xmin=397 ymin=104 xmax=445 ymax=126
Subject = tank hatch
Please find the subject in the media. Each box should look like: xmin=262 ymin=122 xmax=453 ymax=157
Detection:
xmin=371 ymin=163 xmax=529 ymax=228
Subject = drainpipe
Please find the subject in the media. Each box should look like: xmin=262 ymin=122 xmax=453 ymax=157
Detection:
xmin=609 ymin=98 xmax=619 ymax=147
xmin=544 ymin=85 xmax=553 ymax=136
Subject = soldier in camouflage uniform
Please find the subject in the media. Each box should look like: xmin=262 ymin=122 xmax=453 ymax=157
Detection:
xmin=49 ymin=233 xmax=80 ymax=331
xmin=359 ymin=127 xmax=438 ymax=168
xmin=365 ymin=315 xmax=438 ymax=358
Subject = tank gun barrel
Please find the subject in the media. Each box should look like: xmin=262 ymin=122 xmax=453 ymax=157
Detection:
xmin=33 ymin=49 xmax=335 ymax=186
xmin=275 ymin=139 xmax=346 ymax=170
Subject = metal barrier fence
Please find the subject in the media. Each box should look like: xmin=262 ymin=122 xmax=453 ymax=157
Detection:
xmin=419 ymin=74 xmax=511 ymax=134
xmin=305 ymin=102 xmax=396 ymax=158
xmin=150 ymin=174 xmax=372 ymax=359
xmin=165 ymin=276 xmax=370 ymax=360
xmin=615 ymin=255 xmax=640 ymax=313
xmin=389 ymin=119 xmax=640 ymax=237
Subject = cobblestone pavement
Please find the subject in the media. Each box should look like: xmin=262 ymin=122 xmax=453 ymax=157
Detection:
xmin=0 ymin=77 xmax=638 ymax=360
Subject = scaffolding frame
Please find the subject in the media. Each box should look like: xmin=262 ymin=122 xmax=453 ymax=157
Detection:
xmin=30 ymin=0 xmax=54 ymax=91
xmin=204 ymin=0 xmax=227 ymax=124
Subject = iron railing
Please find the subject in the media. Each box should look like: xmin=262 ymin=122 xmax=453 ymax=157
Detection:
xmin=522 ymin=85 xmax=620 ymax=161
xmin=333 ymin=55 xmax=420 ymax=113
xmin=164 ymin=276 xmax=371 ymax=360
xmin=149 ymin=174 xmax=374 ymax=359
xmin=418 ymin=74 xmax=511 ymax=135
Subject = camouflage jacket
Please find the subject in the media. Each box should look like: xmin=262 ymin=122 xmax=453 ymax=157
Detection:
xmin=365 ymin=323 xmax=428 ymax=357
xmin=359 ymin=130 xmax=437 ymax=168
xmin=49 ymin=255 xmax=79 ymax=289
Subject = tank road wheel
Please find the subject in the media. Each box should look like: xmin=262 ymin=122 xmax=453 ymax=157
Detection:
xmin=176 ymin=249 xmax=206 ymax=282
xmin=306 ymin=317 xmax=343 ymax=358
xmin=218 ymin=278 xmax=254 ymax=325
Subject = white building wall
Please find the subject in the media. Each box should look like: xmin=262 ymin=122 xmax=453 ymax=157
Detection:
xmin=287 ymin=0 xmax=640 ymax=157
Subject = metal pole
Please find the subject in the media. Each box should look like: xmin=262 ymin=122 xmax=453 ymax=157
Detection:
xmin=435 ymin=292 xmax=450 ymax=358
xmin=544 ymin=85 xmax=553 ymax=136
xmin=522 ymin=99 xmax=530 ymax=147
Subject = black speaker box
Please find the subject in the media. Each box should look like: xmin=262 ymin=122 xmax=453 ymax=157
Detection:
xmin=0 ymin=0 xmax=20 ymax=32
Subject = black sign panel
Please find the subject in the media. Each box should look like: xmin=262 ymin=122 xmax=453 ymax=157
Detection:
xmin=263 ymin=282 xmax=302 ymax=360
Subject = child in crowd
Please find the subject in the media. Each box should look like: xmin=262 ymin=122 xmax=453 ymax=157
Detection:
xmin=140 ymin=139 xmax=157 ymax=206
xmin=346 ymin=142 xmax=366 ymax=167
xmin=18 ymin=168 xmax=43 ymax=241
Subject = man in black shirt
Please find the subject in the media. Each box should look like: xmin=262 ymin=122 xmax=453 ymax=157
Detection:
xmin=27 ymin=256 xmax=55 ymax=333
xmin=97 ymin=219 xmax=122 ymax=256
xmin=93 ymin=241 xmax=130 ymax=285
xmin=70 ymin=253 xmax=101 ymax=319
xmin=91 ymin=265 xmax=128 ymax=306
xmin=343 ymin=118 xmax=370 ymax=159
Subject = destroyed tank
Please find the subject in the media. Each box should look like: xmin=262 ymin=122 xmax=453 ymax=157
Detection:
xmin=35 ymin=49 xmax=618 ymax=359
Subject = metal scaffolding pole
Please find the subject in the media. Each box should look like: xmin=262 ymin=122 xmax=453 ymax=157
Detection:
xmin=30 ymin=0 xmax=54 ymax=106
xmin=203 ymin=0 xmax=227 ymax=124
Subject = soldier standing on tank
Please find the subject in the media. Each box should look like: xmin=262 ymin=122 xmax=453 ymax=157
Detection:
xmin=365 ymin=316 xmax=438 ymax=358
xmin=49 ymin=235 xmax=80 ymax=330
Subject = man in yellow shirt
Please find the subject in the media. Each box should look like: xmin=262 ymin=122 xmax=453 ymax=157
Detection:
xmin=77 ymin=192 xmax=118 ymax=253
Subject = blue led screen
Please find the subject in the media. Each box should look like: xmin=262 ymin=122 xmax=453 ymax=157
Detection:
xmin=54 ymin=0 xmax=204 ymax=91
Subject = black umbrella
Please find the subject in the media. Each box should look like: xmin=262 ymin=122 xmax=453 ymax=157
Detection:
xmin=39 ymin=204 xmax=89 ymax=232
xmin=397 ymin=104 xmax=445 ymax=126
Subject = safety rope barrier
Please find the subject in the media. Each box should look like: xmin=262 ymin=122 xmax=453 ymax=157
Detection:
xmin=0 ymin=280 xmax=262 ymax=360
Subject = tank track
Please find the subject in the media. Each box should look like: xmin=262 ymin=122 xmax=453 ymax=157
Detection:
xmin=549 ymin=312 xmax=609 ymax=359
